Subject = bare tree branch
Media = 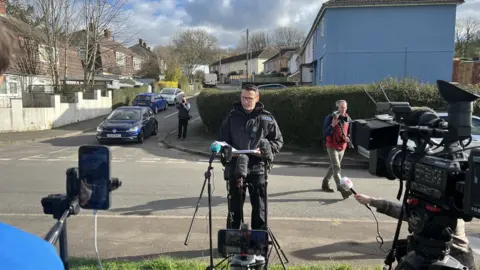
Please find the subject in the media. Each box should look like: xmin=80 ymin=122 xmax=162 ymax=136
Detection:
xmin=456 ymin=17 xmax=480 ymax=58
xmin=270 ymin=26 xmax=305 ymax=48
xmin=237 ymin=31 xmax=269 ymax=52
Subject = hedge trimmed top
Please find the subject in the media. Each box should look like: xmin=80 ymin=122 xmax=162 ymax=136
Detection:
xmin=197 ymin=80 xmax=480 ymax=147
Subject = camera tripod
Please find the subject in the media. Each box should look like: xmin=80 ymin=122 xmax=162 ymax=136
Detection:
xmin=185 ymin=154 xmax=219 ymax=270
xmin=225 ymin=170 xmax=289 ymax=270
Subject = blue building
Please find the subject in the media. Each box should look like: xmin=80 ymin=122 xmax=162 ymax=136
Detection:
xmin=302 ymin=0 xmax=464 ymax=86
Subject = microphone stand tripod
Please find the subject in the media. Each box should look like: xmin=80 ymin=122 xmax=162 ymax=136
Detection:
xmin=185 ymin=150 xmax=222 ymax=270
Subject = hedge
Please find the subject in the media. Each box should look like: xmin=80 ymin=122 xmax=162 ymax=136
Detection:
xmin=111 ymin=85 xmax=148 ymax=109
xmin=158 ymin=81 xmax=178 ymax=89
xmin=197 ymin=78 xmax=480 ymax=147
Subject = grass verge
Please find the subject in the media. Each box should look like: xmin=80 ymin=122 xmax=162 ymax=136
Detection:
xmin=71 ymin=256 xmax=382 ymax=270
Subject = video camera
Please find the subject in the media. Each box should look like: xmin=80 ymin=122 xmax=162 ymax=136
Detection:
xmin=350 ymin=80 xmax=480 ymax=269
xmin=41 ymin=145 xmax=122 ymax=270
xmin=332 ymin=110 xmax=349 ymax=123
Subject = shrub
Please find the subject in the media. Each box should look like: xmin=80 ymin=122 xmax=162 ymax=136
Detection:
xmin=111 ymin=86 xmax=148 ymax=109
xmin=158 ymin=81 xmax=178 ymax=89
xmin=197 ymin=78 xmax=480 ymax=147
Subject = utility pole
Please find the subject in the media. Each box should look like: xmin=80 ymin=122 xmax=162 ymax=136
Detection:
xmin=246 ymin=29 xmax=249 ymax=82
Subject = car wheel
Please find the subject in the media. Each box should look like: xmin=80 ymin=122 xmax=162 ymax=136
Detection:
xmin=137 ymin=130 xmax=144 ymax=144
xmin=152 ymin=122 xmax=158 ymax=136
xmin=154 ymin=106 xmax=158 ymax=114
xmin=164 ymin=103 xmax=168 ymax=110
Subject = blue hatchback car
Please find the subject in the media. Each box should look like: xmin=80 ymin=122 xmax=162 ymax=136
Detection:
xmin=132 ymin=93 xmax=168 ymax=114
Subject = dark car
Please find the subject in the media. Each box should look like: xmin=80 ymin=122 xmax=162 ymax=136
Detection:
xmin=132 ymin=93 xmax=168 ymax=114
xmin=96 ymin=106 xmax=158 ymax=144
xmin=257 ymin=83 xmax=287 ymax=90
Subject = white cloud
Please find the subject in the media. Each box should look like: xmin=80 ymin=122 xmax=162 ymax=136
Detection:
xmin=118 ymin=0 xmax=478 ymax=49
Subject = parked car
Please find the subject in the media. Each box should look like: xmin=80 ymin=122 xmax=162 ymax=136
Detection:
xmin=96 ymin=106 xmax=158 ymax=144
xmin=132 ymin=93 xmax=168 ymax=114
xmin=356 ymin=112 xmax=480 ymax=158
xmin=257 ymin=83 xmax=287 ymax=90
xmin=159 ymin=88 xmax=184 ymax=105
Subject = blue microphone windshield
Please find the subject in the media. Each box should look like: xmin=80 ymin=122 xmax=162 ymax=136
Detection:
xmin=210 ymin=142 xmax=222 ymax=153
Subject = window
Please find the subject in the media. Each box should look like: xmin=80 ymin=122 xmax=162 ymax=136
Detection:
xmin=9 ymin=77 xmax=18 ymax=94
xmin=133 ymin=58 xmax=141 ymax=70
xmin=0 ymin=80 xmax=6 ymax=94
xmin=319 ymin=57 xmax=324 ymax=82
xmin=116 ymin=52 xmax=125 ymax=66
xmin=319 ymin=17 xmax=325 ymax=37
xmin=38 ymin=45 xmax=58 ymax=63
xmin=472 ymin=118 xmax=480 ymax=135
xmin=78 ymin=48 xmax=86 ymax=61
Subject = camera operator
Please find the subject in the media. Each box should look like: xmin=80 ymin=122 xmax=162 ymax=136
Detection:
xmin=217 ymin=84 xmax=283 ymax=231
xmin=322 ymin=100 xmax=352 ymax=199
xmin=176 ymin=97 xmax=191 ymax=140
xmin=0 ymin=24 xmax=64 ymax=269
xmin=354 ymin=193 xmax=476 ymax=269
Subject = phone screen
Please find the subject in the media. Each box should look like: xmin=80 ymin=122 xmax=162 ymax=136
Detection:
xmin=219 ymin=229 xmax=268 ymax=255
xmin=78 ymin=146 xmax=110 ymax=210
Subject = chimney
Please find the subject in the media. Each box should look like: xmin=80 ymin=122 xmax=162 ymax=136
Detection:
xmin=139 ymin=38 xmax=143 ymax=45
xmin=0 ymin=0 xmax=6 ymax=15
xmin=143 ymin=42 xmax=146 ymax=47
xmin=104 ymin=29 xmax=111 ymax=39
xmin=148 ymin=47 xmax=151 ymax=51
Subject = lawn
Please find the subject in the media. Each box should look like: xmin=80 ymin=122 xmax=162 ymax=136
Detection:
xmin=71 ymin=256 xmax=383 ymax=270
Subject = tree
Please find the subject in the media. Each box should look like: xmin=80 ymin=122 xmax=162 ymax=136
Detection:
xmin=270 ymin=26 xmax=305 ymax=48
xmin=79 ymin=0 xmax=133 ymax=89
xmin=136 ymin=57 xmax=160 ymax=78
xmin=455 ymin=17 xmax=480 ymax=58
xmin=171 ymin=29 xmax=218 ymax=82
xmin=164 ymin=66 xmax=183 ymax=82
xmin=237 ymin=31 xmax=269 ymax=52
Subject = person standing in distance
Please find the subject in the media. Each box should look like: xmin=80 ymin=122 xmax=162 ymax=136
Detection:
xmin=0 ymin=24 xmax=64 ymax=270
xmin=322 ymin=100 xmax=352 ymax=199
xmin=217 ymin=84 xmax=283 ymax=230
xmin=176 ymin=97 xmax=191 ymax=140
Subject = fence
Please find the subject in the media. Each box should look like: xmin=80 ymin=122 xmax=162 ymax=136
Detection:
xmin=0 ymin=89 xmax=112 ymax=132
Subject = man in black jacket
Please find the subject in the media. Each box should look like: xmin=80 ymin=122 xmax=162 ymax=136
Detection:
xmin=176 ymin=97 xmax=191 ymax=139
xmin=217 ymin=84 xmax=284 ymax=230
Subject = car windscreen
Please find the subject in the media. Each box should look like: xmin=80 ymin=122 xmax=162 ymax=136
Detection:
xmin=134 ymin=95 xmax=152 ymax=101
xmin=160 ymin=89 xmax=176 ymax=95
xmin=107 ymin=109 xmax=142 ymax=120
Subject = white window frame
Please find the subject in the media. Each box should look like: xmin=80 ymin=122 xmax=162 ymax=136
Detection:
xmin=116 ymin=51 xmax=125 ymax=66
xmin=319 ymin=17 xmax=325 ymax=37
xmin=78 ymin=48 xmax=86 ymax=61
xmin=38 ymin=44 xmax=59 ymax=64
xmin=133 ymin=57 xmax=141 ymax=70
xmin=0 ymin=76 xmax=19 ymax=96
xmin=319 ymin=57 xmax=324 ymax=82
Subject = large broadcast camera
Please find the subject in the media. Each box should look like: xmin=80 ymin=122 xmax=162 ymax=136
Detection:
xmin=350 ymin=80 xmax=480 ymax=269
xmin=41 ymin=145 xmax=122 ymax=270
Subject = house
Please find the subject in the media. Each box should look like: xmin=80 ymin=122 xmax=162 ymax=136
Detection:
xmin=297 ymin=28 xmax=315 ymax=85
xmin=306 ymin=0 xmax=464 ymax=86
xmin=70 ymin=28 xmax=143 ymax=78
xmin=262 ymin=48 xmax=297 ymax=75
xmin=287 ymin=49 xmax=301 ymax=82
xmin=0 ymin=2 xmax=84 ymax=97
xmin=209 ymin=48 xmax=276 ymax=83
xmin=129 ymin=39 xmax=167 ymax=76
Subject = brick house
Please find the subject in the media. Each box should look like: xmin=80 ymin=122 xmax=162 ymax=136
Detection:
xmin=0 ymin=1 xmax=84 ymax=97
xmin=70 ymin=28 xmax=143 ymax=77
xmin=129 ymin=39 xmax=166 ymax=75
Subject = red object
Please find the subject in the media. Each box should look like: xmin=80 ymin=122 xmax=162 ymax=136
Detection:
xmin=326 ymin=116 xmax=350 ymax=151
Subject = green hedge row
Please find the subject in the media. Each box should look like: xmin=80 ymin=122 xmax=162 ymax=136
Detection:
xmin=111 ymin=85 xmax=149 ymax=109
xmin=197 ymin=79 xmax=480 ymax=147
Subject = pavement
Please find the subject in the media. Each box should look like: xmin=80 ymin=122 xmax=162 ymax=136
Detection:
xmin=1 ymin=94 xmax=480 ymax=268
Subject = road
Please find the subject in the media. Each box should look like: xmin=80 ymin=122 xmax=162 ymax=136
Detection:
xmin=1 ymin=96 xmax=480 ymax=267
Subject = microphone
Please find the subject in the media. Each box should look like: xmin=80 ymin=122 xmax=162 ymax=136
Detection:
xmin=209 ymin=142 xmax=222 ymax=163
xmin=258 ymin=138 xmax=274 ymax=171
xmin=235 ymin=154 xmax=249 ymax=188
xmin=339 ymin=177 xmax=372 ymax=210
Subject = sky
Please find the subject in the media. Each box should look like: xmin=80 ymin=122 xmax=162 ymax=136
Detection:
xmin=114 ymin=0 xmax=479 ymax=49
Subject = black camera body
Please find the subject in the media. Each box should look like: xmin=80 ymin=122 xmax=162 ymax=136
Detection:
xmin=350 ymin=80 xmax=480 ymax=268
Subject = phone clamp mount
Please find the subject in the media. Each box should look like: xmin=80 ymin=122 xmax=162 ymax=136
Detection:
xmin=41 ymin=167 xmax=122 ymax=270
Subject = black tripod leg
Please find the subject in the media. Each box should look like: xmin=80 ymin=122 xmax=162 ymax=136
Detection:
xmin=184 ymin=174 xmax=208 ymax=245
xmin=267 ymin=227 xmax=289 ymax=263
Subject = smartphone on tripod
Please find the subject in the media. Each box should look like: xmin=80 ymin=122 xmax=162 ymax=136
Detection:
xmin=78 ymin=145 xmax=111 ymax=210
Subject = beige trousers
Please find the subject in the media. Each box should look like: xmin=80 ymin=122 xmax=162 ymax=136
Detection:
xmin=322 ymin=147 xmax=345 ymax=189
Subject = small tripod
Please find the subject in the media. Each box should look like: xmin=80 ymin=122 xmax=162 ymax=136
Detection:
xmin=185 ymin=152 xmax=221 ymax=270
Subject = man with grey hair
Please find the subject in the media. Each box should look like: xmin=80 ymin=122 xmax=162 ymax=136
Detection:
xmin=322 ymin=99 xmax=352 ymax=199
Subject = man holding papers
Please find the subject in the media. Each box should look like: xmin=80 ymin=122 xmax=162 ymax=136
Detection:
xmin=217 ymin=84 xmax=284 ymax=230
